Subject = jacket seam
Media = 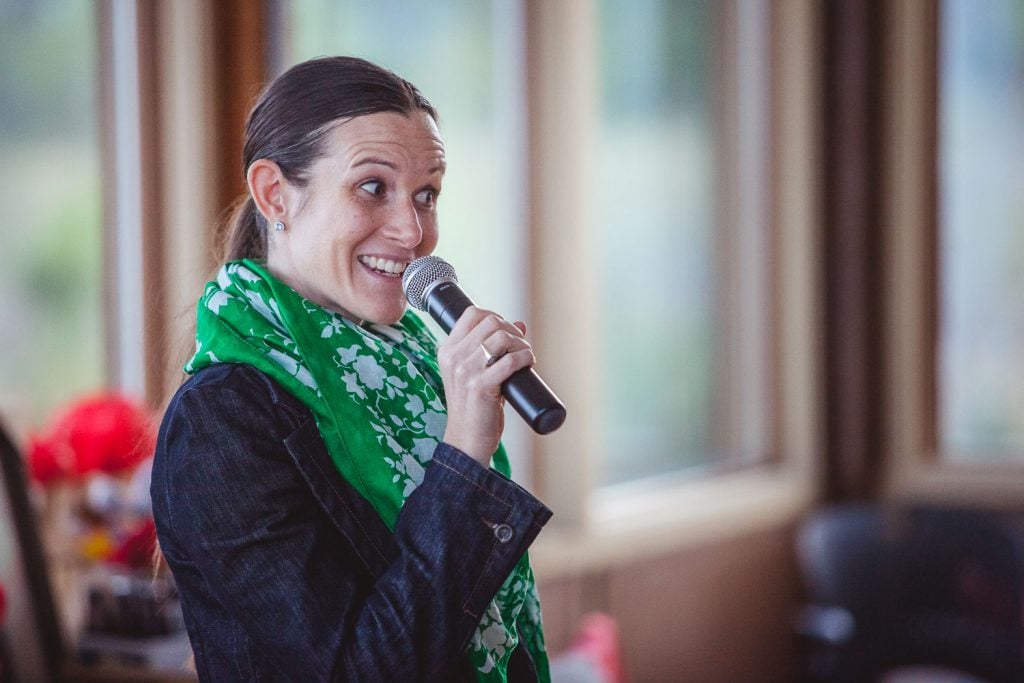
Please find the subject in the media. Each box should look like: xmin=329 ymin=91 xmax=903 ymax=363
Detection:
xmin=431 ymin=458 xmax=514 ymax=509
xmin=462 ymin=539 xmax=501 ymax=617
xmin=236 ymin=364 xmax=307 ymax=422
xmin=301 ymin=436 xmax=391 ymax=568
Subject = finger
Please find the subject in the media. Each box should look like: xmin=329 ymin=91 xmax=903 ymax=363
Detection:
xmin=459 ymin=311 xmax=522 ymax=352
xmin=512 ymin=320 xmax=527 ymax=336
xmin=480 ymin=329 xmax=531 ymax=365
xmin=484 ymin=346 xmax=536 ymax=375
xmin=447 ymin=307 xmax=515 ymax=348
xmin=446 ymin=305 xmax=491 ymax=343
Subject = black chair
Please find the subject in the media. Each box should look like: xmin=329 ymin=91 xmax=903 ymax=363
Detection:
xmin=794 ymin=502 xmax=1024 ymax=683
xmin=0 ymin=418 xmax=64 ymax=682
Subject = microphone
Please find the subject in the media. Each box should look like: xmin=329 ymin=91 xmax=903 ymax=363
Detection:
xmin=403 ymin=255 xmax=566 ymax=435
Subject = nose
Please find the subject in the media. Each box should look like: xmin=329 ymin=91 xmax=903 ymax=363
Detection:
xmin=384 ymin=199 xmax=423 ymax=249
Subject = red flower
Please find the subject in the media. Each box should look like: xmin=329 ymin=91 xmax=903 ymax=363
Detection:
xmin=26 ymin=434 xmax=74 ymax=485
xmin=28 ymin=394 xmax=156 ymax=484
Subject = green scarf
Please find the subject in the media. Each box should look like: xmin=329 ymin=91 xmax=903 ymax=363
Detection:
xmin=186 ymin=259 xmax=549 ymax=682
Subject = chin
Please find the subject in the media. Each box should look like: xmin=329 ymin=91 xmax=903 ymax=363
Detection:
xmin=362 ymin=303 xmax=407 ymax=326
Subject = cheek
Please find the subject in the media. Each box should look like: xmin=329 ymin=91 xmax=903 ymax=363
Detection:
xmin=300 ymin=234 xmax=335 ymax=269
xmin=419 ymin=222 xmax=440 ymax=255
xmin=343 ymin=207 xmax=386 ymax=247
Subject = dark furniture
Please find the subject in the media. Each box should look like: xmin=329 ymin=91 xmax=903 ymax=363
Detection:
xmin=795 ymin=502 xmax=1024 ymax=683
xmin=0 ymin=418 xmax=64 ymax=682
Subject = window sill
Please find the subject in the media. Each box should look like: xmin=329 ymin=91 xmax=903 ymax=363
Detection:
xmin=887 ymin=457 xmax=1024 ymax=509
xmin=529 ymin=464 xmax=816 ymax=580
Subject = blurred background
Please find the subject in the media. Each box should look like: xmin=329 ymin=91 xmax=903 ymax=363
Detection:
xmin=0 ymin=0 xmax=1022 ymax=681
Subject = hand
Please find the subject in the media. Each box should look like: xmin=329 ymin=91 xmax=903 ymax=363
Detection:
xmin=436 ymin=306 xmax=535 ymax=467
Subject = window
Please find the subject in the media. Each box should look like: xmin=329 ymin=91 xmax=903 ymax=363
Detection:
xmin=596 ymin=0 xmax=773 ymax=485
xmin=0 ymin=1 xmax=103 ymax=433
xmin=281 ymin=0 xmax=776 ymax=491
xmin=885 ymin=0 xmax=1024 ymax=501
xmin=0 ymin=5 xmax=821 ymax=668
xmin=938 ymin=0 xmax=1024 ymax=460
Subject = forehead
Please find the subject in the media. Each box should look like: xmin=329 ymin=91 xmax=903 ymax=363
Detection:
xmin=325 ymin=110 xmax=446 ymax=171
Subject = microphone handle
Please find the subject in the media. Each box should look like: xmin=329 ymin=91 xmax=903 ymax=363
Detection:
xmin=424 ymin=281 xmax=567 ymax=435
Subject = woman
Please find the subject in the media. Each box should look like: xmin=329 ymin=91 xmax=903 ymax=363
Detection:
xmin=151 ymin=56 xmax=552 ymax=682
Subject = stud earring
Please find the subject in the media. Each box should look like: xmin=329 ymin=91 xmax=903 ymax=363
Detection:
xmin=273 ymin=221 xmax=285 ymax=232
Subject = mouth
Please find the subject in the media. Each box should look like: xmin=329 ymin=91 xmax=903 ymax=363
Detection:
xmin=357 ymin=255 xmax=409 ymax=278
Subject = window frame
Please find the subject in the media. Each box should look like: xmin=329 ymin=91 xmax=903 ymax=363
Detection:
xmin=527 ymin=0 xmax=822 ymax=576
xmin=882 ymin=0 xmax=1024 ymax=506
xmin=101 ymin=0 xmax=271 ymax=410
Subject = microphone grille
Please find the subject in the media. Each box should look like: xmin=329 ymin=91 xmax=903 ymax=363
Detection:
xmin=403 ymin=255 xmax=458 ymax=311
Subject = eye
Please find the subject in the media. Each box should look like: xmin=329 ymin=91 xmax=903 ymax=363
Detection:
xmin=359 ymin=180 xmax=384 ymax=197
xmin=415 ymin=187 xmax=438 ymax=208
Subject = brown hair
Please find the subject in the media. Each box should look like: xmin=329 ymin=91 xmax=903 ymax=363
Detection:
xmin=220 ymin=56 xmax=437 ymax=262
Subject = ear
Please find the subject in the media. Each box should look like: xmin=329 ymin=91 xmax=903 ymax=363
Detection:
xmin=247 ymin=159 xmax=289 ymax=223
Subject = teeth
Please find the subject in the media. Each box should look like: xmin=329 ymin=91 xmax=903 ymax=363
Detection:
xmin=359 ymin=256 xmax=407 ymax=275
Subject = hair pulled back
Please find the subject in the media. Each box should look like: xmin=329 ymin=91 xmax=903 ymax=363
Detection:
xmin=222 ymin=56 xmax=437 ymax=262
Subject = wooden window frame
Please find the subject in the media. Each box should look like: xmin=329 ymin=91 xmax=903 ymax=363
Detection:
xmin=882 ymin=0 xmax=1024 ymax=506
xmin=100 ymin=0 xmax=273 ymax=409
xmin=527 ymin=0 xmax=822 ymax=577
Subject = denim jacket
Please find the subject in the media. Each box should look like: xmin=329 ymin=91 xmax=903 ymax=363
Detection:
xmin=151 ymin=363 xmax=552 ymax=681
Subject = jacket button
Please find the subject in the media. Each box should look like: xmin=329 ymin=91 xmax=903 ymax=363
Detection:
xmin=493 ymin=524 xmax=514 ymax=544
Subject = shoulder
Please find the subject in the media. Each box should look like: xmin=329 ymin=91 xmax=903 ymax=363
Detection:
xmin=175 ymin=362 xmax=302 ymax=408
xmin=152 ymin=365 xmax=329 ymax=562
xmin=167 ymin=363 xmax=309 ymax=427
xmin=152 ymin=364 xmax=322 ymax=523
xmin=156 ymin=364 xmax=315 ymax=477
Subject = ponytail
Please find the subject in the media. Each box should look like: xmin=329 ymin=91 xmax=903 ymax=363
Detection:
xmin=220 ymin=195 xmax=267 ymax=262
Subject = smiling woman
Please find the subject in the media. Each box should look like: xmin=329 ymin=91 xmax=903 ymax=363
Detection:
xmin=151 ymin=56 xmax=554 ymax=681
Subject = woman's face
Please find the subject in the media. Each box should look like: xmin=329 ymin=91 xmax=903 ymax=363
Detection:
xmin=267 ymin=110 xmax=445 ymax=325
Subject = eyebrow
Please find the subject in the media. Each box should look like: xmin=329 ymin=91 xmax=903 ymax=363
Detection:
xmin=351 ymin=156 xmax=447 ymax=175
xmin=352 ymin=157 xmax=397 ymax=170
